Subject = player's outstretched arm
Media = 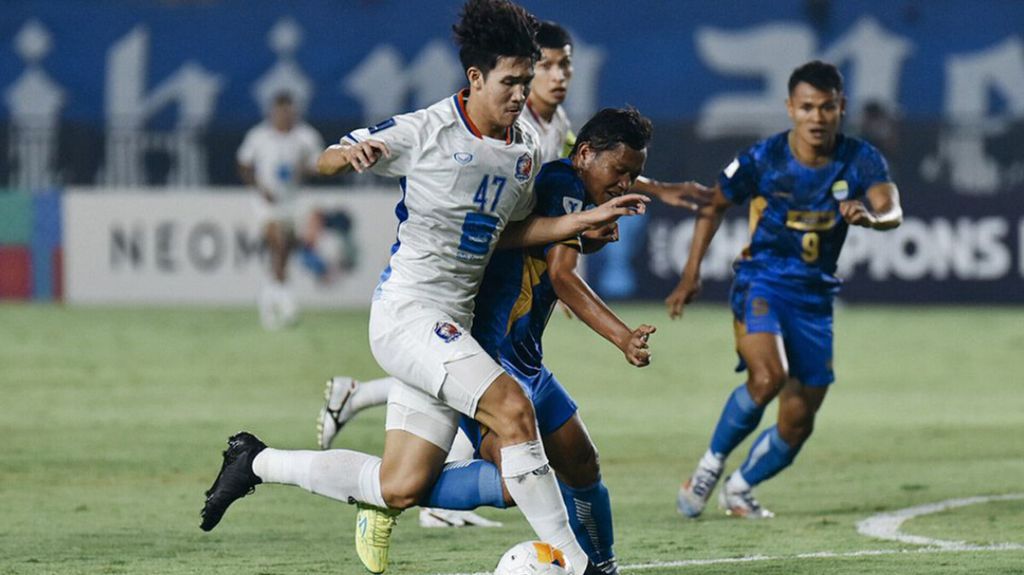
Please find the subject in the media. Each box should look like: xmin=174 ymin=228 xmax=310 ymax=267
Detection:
xmin=498 ymin=193 xmax=650 ymax=249
xmin=665 ymin=184 xmax=733 ymax=320
xmin=316 ymin=141 xmax=391 ymax=176
xmin=546 ymin=243 xmax=656 ymax=367
xmin=840 ymin=183 xmax=902 ymax=230
xmin=632 ymin=176 xmax=715 ymax=211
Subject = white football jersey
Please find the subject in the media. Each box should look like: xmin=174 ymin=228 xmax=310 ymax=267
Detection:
xmin=237 ymin=121 xmax=324 ymax=201
xmin=342 ymin=91 xmax=541 ymax=323
xmin=520 ymin=102 xmax=572 ymax=164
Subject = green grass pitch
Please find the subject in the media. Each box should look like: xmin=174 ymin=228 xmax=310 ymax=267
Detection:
xmin=2 ymin=303 xmax=1022 ymax=574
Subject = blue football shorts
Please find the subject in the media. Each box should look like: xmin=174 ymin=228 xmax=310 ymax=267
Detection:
xmin=730 ymin=271 xmax=835 ymax=387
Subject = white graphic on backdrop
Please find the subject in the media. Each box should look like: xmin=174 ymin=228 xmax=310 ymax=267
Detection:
xmin=252 ymin=17 xmax=313 ymax=114
xmin=4 ymin=20 xmax=64 ymax=190
xmin=340 ymin=35 xmax=603 ymax=129
xmin=696 ymin=17 xmax=912 ymax=138
xmin=921 ymin=37 xmax=1024 ymax=195
xmin=102 ymin=26 xmax=223 ymax=187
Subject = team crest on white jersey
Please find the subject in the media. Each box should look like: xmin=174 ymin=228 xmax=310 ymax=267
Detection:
xmin=831 ymin=180 xmax=850 ymax=201
xmin=433 ymin=321 xmax=462 ymax=343
xmin=563 ymin=197 xmax=583 ymax=214
xmin=453 ymin=152 xmax=473 ymax=165
xmin=514 ymin=153 xmax=533 ymax=182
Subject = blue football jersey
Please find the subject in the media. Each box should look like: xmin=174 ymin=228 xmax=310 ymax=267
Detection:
xmin=472 ymin=159 xmax=588 ymax=380
xmin=720 ymin=131 xmax=890 ymax=289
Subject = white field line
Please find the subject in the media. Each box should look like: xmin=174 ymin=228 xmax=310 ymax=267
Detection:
xmin=856 ymin=493 xmax=1024 ymax=547
xmin=430 ymin=493 xmax=1024 ymax=575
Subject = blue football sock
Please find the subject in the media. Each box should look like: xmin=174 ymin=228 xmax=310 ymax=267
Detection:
xmin=559 ymin=479 xmax=615 ymax=567
xmin=299 ymin=246 xmax=328 ymax=278
xmin=738 ymin=425 xmax=802 ymax=487
xmin=709 ymin=383 xmax=766 ymax=459
xmin=418 ymin=459 xmax=507 ymax=510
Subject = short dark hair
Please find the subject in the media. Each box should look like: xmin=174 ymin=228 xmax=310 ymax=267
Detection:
xmin=571 ymin=107 xmax=653 ymax=157
xmin=788 ymin=60 xmax=844 ymax=94
xmin=452 ymin=0 xmax=539 ymax=76
xmin=536 ymin=21 xmax=572 ymax=50
xmin=272 ymin=92 xmax=294 ymax=107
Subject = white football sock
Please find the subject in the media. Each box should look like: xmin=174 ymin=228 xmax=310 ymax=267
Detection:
xmin=701 ymin=449 xmax=725 ymax=471
xmin=350 ymin=377 xmax=395 ymax=413
xmin=501 ymin=439 xmax=589 ymax=572
xmin=252 ymin=448 xmax=386 ymax=508
xmin=726 ymin=471 xmax=751 ymax=493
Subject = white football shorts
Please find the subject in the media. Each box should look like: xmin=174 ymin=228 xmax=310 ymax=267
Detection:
xmin=370 ymin=297 xmax=504 ymax=447
xmin=252 ymin=195 xmax=297 ymax=229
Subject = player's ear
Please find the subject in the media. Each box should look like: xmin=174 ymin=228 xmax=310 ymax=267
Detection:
xmin=577 ymin=142 xmax=593 ymax=167
xmin=467 ymin=67 xmax=484 ymax=91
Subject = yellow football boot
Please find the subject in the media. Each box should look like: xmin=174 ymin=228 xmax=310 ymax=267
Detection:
xmin=355 ymin=503 xmax=400 ymax=573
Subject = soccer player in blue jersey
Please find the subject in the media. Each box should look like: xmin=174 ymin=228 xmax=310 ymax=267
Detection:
xmin=668 ymin=60 xmax=903 ymax=519
xmin=449 ymin=107 xmax=656 ymax=574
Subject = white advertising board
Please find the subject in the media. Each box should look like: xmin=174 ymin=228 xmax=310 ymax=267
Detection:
xmin=64 ymin=188 xmax=402 ymax=307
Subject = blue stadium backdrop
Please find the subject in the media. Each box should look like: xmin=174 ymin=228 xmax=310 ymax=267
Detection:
xmin=1 ymin=0 xmax=1022 ymax=303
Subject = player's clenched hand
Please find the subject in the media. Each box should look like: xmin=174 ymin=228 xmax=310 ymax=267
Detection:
xmin=839 ymin=200 xmax=875 ymax=227
xmin=582 ymin=222 xmax=619 ymax=246
xmin=622 ymin=324 xmax=657 ymax=367
xmin=654 ymin=181 xmax=715 ymax=211
xmin=579 ymin=194 xmax=650 ymax=229
xmin=345 ymin=140 xmax=391 ymax=173
xmin=665 ymin=273 xmax=701 ymax=320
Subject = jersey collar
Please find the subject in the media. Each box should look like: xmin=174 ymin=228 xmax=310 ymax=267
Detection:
xmin=453 ymin=89 xmax=512 ymax=144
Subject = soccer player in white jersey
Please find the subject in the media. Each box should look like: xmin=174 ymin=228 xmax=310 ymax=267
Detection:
xmin=237 ymin=92 xmax=324 ymax=330
xmin=520 ymin=21 xmax=576 ymax=163
xmin=199 ymin=2 xmax=646 ymax=574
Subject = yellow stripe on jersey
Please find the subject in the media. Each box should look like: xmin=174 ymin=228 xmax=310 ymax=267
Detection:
xmin=561 ymin=129 xmax=577 ymax=159
xmin=785 ymin=210 xmax=836 ymax=231
xmin=506 ymin=253 xmax=548 ymax=335
xmin=741 ymin=196 xmax=768 ymax=259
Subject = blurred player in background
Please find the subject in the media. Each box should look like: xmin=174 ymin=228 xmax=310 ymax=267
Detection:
xmin=201 ymin=2 xmax=647 ymax=574
xmin=237 ymin=92 xmax=324 ymax=330
xmin=668 ymin=61 xmax=903 ymax=519
xmin=323 ymin=107 xmax=657 ymax=575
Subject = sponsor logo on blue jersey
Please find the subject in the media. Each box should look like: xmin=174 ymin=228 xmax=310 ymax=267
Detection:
xmin=514 ymin=153 xmax=533 ymax=182
xmin=433 ymin=321 xmax=462 ymax=343
xmin=562 ymin=197 xmax=583 ymax=214
xmin=831 ymin=180 xmax=850 ymax=200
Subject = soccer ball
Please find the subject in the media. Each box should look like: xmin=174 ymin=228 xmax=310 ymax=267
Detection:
xmin=493 ymin=541 xmax=572 ymax=575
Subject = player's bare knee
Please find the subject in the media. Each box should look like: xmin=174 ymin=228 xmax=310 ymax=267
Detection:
xmin=747 ymin=370 xmax=786 ymax=405
xmin=380 ymin=476 xmax=430 ymax=510
xmin=492 ymin=393 xmax=537 ymax=444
